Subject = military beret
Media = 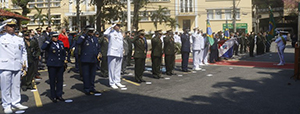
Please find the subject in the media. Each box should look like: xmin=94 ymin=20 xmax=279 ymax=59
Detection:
xmin=2 ymin=18 xmax=17 ymax=25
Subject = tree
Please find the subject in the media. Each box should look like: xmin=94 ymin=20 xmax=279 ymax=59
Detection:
xmin=90 ymin=0 xmax=125 ymax=32
xmin=33 ymin=6 xmax=47 ymax=28
xmin=252 ymin=0 xmax=283 ymax=9
xmin=167 ymin=18 xmax=180 ymax=30
xmin=150 ymin=5 xmax=170 ymax=30
xmin=12 ymin=0 xmax=33 ymax=16
xmin=133 ymin=0 xmax=148 ymax=31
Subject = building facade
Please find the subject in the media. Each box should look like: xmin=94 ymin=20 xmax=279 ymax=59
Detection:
xmin=1 ymin=0 xmax=252 ymax=33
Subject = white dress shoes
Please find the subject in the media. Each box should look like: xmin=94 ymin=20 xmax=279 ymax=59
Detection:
xmin=13 ymin=104 xmax=28 ymax=110
xmin=4 ymin=107 xmax=13 ymax=114
xmin=116 ymin=83 xmax=126 ymax=88
xmin=111 ymin=85 xmax=119 ymax=89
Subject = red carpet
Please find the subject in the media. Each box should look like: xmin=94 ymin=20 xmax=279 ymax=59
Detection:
xmin=175 ymin=59 xmax=294 ymax=69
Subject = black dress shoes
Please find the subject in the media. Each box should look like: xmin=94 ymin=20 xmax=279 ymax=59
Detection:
xmin=135 ymin=79 xmax=142 ymax=83
xmin=140 ymin=79 xmax=146 ymax=82
xmin=56 ymin=97 xmax=65 ymax=102
xmin=51 ymin=98 xmax=57 ymax=103
xmin=182 ymin=69 xmax=191 ymax=72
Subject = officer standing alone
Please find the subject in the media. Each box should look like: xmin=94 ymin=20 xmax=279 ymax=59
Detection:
xmin=180 ymin=29 xmax=191 ymax=72
xmin=275 ymin=31 xmax=287 ymax=66
xmin=104 ymin=22 xmax=126 ymax=89
xmin=164 ymin=30 xmax=176 ymax=76
xmin=133 ymin=30 xmax=148 ymax=82
xmin=41 ymin=34 xmax=66 ymax=103
xmin=77 ymin=27 xmax=101 ymax=95
xmin=151 ymin=30 xmax=163 ymax=79
xmin=0 ymin=19 xmax=29 ymax=113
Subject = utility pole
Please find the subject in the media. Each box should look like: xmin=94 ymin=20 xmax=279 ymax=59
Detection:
xmin=48 ymin=0 xmax=51 ymax=26
xmin=232 ymin=0 xmax=236 ymax=33
xmin=127 ymin=0 xmax=131 ymax=32
xmin=298 ymin=2 xmax=300 ymax=44
xmin=76 ymin=0 xmax=80 ymax=31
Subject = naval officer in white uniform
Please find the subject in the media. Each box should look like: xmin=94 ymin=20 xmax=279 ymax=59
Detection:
xmin=275 ymin=31 xmax=287 ymax=66
xmin=191 ymin=27 xmax=204 ymax=70
xmin=104 ymin=22 xmax=126 ymax=89
xmin=0 ymin=19 xmax=29 ymax=113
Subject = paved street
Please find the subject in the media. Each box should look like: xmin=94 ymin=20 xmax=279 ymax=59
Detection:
xmin=2 ymin=42 xmax=299 ymax=114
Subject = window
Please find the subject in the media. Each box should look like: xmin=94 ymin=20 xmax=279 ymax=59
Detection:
xmin=36 ymin=0 xmax=43 ymax=2
xmin=54 ymin=2 xmax=60 ymax=7
xmin=215 ymin=9 xmax=222 ymax=19
xmin=141 ymin=17 xmax=149 ymax=21
xmin=28 ymin=16 xmax=35 ymax=25
xmin=225 ymin=9 xmax=231 ymax=20
xmin=37 ymin=3 xmax=43 ymax=8
xmin=189 ymin=0 xmax=192 ymax=12
xmin=29 ymin=4 xmax=35 ymax=8
xmin=236 ymin=9 xmax=240 ymax=19
xmin=185 ymin=0 xmax=188 ymax=12
xmin=207 ymin=10 xmax=213 ymax=19
xmin=180 ymin=0 xmax=183 ymax=12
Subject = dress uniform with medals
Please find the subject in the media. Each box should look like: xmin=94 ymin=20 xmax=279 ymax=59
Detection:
xmin=21 ymin=31 xmax=41 ymax=91
xmin=0 ymin=19 xmax=29 ymax=113
xmin=191 ymin=28 xmax=203 ymax=70
xmin=104 ymin=22 xmax=126 ymax=89
xmin=99 ymin=35 xmax=109 ymax=77
xmin=77 ymin=27 xmax=100 ymax=95
xmin=41 ymin=33 xmax=66 ymax=103
xmin=180 ymin=29 xmax=191 ymax=72
xmin=151 ymin=30 xmax=163 ymax=79
xmin=133 ymin=30 xmax=148 ymax=82
xmin=164 ymin=30 xmax=176 ymax=75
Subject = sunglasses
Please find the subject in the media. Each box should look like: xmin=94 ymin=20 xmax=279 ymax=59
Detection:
xmin=7 ymin=24 xmax=16 ymax=27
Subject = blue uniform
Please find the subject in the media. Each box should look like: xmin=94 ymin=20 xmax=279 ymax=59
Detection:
xmin=180 ymin=33 xmax=190 ymax=71
xmin=77 ymin=34 xmax=100 ymax=93
xmin=41 ymin=40 xmax=66 ymax=99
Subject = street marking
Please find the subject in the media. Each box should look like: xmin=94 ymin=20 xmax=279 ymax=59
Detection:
xmin=32 ymin=80 xmax=43 ymax=107
xmin=122 ymin=78 xmax=140 ymax=86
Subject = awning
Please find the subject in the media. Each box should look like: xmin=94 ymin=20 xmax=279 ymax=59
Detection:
xmin=0 ymin=9 xmax=30 ymax=21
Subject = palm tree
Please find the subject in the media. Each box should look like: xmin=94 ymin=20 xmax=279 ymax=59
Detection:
xmin=150 ymin=5 xmax=170 ymax=30
xmin=33 ymin=6 xmax=47 ymax=28
xmin=166 ymin=18 xmax=180 ymax=30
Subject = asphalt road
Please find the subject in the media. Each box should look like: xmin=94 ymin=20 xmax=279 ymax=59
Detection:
xmin=1 ymin=42 xmax=299 ymax=114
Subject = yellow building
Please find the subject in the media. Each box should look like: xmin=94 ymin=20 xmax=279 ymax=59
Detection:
xmin=2 ymin=0 xmax=252 ymax=33
xmin=133 ymin=0 xmax=252 ymax=33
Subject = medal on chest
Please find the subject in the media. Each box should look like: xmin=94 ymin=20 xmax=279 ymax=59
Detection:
xmin=53 ymin=50 xmax=56 ymax=53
